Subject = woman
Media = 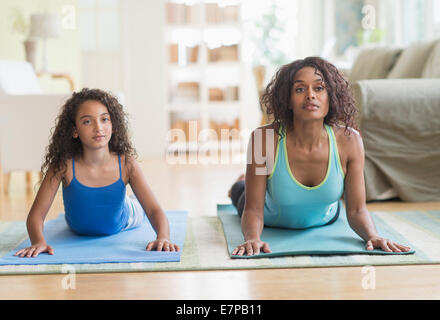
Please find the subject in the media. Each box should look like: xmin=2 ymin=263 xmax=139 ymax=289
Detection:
xmin=229 ymin=57 xmax=410 ymax=256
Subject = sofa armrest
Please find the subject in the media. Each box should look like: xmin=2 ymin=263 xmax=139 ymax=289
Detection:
xmin=352 ymin=79 xmax=440 ymax=128
xmin=351 ymin=79 xmax=440 ymax=201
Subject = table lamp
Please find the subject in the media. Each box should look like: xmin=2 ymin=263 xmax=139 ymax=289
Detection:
xmin=29 ymin=12 xmax=63 ymax=73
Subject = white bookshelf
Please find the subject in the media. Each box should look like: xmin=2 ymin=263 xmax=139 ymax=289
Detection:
xmin=164 ymin=0 xmax=245 ymax=154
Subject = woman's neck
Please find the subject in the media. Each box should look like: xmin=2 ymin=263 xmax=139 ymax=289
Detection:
xmin=289 ymin=119 xmax=326 ymax=151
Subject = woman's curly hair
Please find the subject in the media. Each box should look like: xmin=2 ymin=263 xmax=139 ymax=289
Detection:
xmin=41 ymin=88 xmax=136 ymax=181
xmin=260 ymin=56 xmax=358 ymax=135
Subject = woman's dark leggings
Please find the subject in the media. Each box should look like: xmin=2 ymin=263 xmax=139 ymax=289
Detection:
xmin=230 ymin=180 xmax=246 ymax=218
xmin=229 ymin=180 xmax=341 ymax=225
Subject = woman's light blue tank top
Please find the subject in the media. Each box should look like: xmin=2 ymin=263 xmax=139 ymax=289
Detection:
xmin=62 ymin=155 xmax=130 ymax=236
xmin=264 ymin=124 xmax=345 ymax=229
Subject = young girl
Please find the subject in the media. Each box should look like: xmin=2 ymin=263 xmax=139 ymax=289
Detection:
xmin=229 ymin=57 xmax=411 ymax=256
xmin=15 ymin=88 xmax=178 ymax=258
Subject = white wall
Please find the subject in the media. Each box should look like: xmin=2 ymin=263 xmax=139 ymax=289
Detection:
xmin=122 ymin=0 xmax=166 ymax=158
xmin=295 ymin=0 xmax=325 ymax=58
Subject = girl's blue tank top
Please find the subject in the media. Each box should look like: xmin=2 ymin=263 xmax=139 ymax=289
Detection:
xmin=62 ymin=155 xmax=130 ymax=236
xmin=264 ymin=124 xmax=345 ymax=229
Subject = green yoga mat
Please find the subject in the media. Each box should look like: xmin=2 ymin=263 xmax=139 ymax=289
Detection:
xmin=218 ymin=204 xmax=415 ymax=258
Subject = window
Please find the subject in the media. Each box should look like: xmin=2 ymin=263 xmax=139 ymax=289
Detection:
xmin=433 ymin=0 xmax=440 ymax=35
xmin=78 ymin=0 xmax=120 ymax=51
xmin=77 ymin=0 xmax=124 ymax=93
xmin=399 ymin=0 xmax=425 ymax=45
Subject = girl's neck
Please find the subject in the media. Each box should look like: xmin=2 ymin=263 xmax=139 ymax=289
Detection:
xmin=289 ymin=119 xmax=326 ymax=151
xmin=80 ymin=147 xmax=112 ymax=168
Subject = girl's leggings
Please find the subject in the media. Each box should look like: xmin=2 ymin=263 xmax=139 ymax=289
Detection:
xmin=122 ymin=195 xmax=147 ymax=231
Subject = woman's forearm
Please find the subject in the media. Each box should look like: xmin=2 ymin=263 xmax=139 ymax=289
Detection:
xmin=241 ymin=209 xmax=264 ymax=241
xmin=347 ymin=209 xmax=378 ymax=241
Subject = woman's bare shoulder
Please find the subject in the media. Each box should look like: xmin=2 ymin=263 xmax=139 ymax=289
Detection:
xmin=248 ymin=123 xmax=279 ymax=164
xmin=253 ymin=123 xmax=275 ymax=133
xmin=332 ymin=124 xmax=363 ymax=158
xmin=252 ymin=123 xmax=281 ymax=141
xmin=332 ymin=124 xmax=361 ymax=142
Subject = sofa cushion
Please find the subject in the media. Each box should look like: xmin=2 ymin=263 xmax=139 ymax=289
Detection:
xmin=348 ymin=46 xmax=402 ymax=83
xmin=421 ymin=40 xmax=440 ymax=78
xmin=387 ymin=40 xmax=437 ymax=78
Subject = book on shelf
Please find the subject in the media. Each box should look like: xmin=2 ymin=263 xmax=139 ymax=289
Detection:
xmin=170 ymin=119 xmax=201 ymax=142
xmin=170 ymin=118 xmax=240 ymax=142
xmin=208 ymin=86 xmax=239 ymax=102
xmin=168 ymin=44 xmax=199 ymax=64
xmin=166 ymin=2 xmax=201 ymax=24
xmin=207 ymin=44 xmax=239 ymax=62
xmin=169 ymin=43 xmax=178 ymax=63
xmin=173 ymin=82 xmax=200 ymax=103
xmin=209 ymin=119 xmax=241 ymax=140
xmin=205 ymin=3 xmax=240 ymax=24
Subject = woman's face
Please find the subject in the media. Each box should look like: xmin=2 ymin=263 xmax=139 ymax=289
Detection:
xmin=290 ymin=66 xmax=329 ymax=121
xmin=72 ymin=100 xmax=113 ymax=150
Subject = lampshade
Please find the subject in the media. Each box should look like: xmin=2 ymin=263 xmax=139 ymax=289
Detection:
xmin=29 ymin=12 xmax=63 ymax=39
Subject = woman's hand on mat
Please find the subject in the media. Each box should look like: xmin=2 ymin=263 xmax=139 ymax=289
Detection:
xmin=232 ymin=239 xmax=271 ymax=256
xmin=146 ymin=238 xmax=179 ymax=252
xmin=14 ymin=243 xmax=54 ymax=258
xmin=365 ymin=236 xmax=411 ymax=253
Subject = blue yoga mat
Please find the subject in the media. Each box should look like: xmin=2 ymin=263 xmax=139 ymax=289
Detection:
xmin=217 ymin=204 xmax=415 ymax=258
xmin=0 ymin=211 xmax=187 ymax=265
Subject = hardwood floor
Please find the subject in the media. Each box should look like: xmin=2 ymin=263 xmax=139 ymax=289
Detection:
xmin=1 ymin=158 xmax=439 ymax=300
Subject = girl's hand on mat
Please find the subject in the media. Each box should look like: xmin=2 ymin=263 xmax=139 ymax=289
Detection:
xmin=14 ymin=243 xmax=54 ymax=258
xmin=365 ymin=236 xmax=410 ymax=253
xmin=232 ymin=239 xmax=271 ymax=256
xmin=146 ymin=238 xmax=180 ymax=252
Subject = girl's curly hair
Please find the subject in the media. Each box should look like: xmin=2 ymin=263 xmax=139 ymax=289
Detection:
xmin=260 ymin=56 xmax=358 ymax=135
xmin=41 ymin=88 xmax=136 ymax=181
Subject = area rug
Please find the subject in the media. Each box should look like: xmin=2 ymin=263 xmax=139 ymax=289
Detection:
xmin=0 ymin=205 xmax=439 ymax=275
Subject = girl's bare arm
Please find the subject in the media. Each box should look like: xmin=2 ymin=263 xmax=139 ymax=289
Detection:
xmin=127 ymin=157 xmax=178 ymax=252
xmin=15 ymin=168 xmax=61 ymax=257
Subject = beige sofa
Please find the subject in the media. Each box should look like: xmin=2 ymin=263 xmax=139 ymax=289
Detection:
xmin=348 ymin=39 xmax=440 ymax=202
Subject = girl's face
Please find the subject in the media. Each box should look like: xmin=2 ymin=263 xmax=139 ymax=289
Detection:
xmin=73 ymin=100 xmax=112 ymax=150
xmin=290 ymin=66 xmax=329 ymax=122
